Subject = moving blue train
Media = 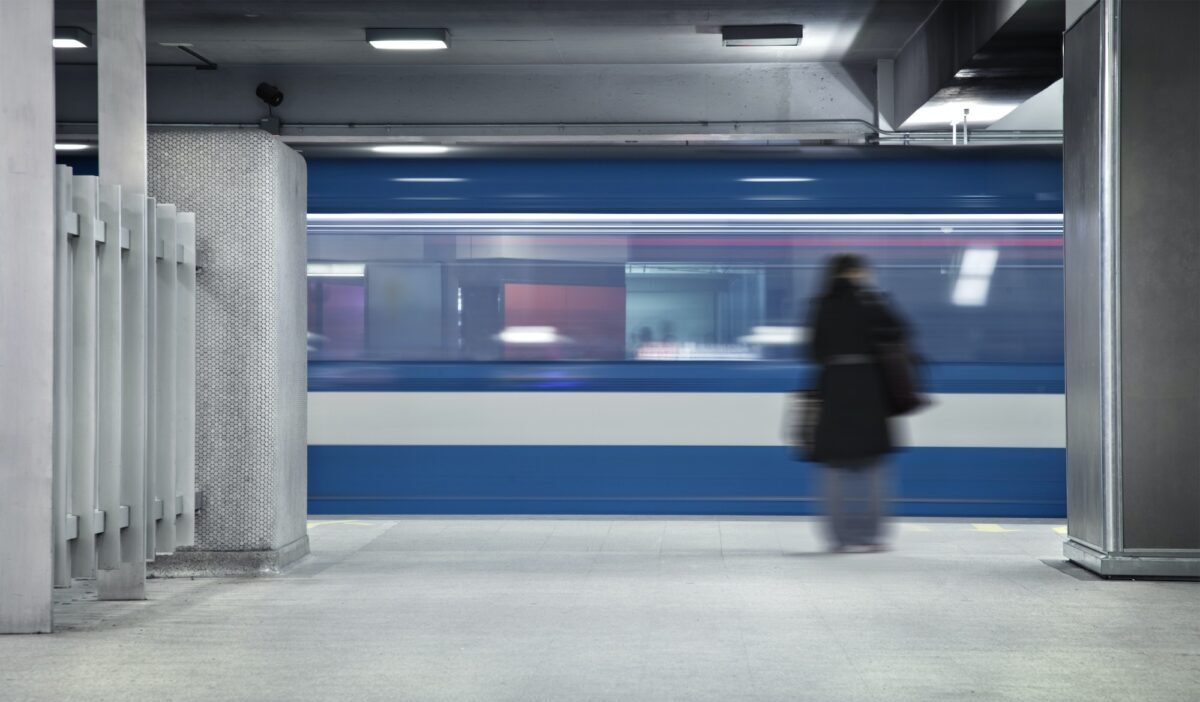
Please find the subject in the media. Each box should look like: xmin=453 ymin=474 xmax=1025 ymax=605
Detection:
xmin=306 ymin=147 xmax=1065 ymax=517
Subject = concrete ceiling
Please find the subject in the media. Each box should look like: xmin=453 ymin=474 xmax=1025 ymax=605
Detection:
xmin=55 ymin=0 xmax=939 ymax=66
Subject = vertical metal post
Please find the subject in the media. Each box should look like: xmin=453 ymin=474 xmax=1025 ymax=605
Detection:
xmin=52 ymin=167 xmax=76 ymax=589
xmin=97 ymin=0 xmax=149 ymax=600
xmin=96 ymin=184 xmax=124 ymax=570
xmin=69 ymin=176 xmax=101 ymax=578
xmin=154 ymin=205 xmax=179 ymax=552
xmin=0 ymin=0 xmax=55 ymax=634
xmin=1099 ymin=0 xmax=1123 ymax=554
xmin=118 ymin=191 xmax=150 ymax=574
xmin=143 ymin=198 xmax=159 ymax=561
xmin=175 ymin=213 xmax=197 ymax=546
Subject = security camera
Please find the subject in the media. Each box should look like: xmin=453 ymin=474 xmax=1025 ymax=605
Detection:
xmin=255 ymin=82 xmax=284 ymax=107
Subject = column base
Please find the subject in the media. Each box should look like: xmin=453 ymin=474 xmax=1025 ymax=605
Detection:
xmin=1064 ymin=539 xmax=1200 ymax=579
xmin=148 ymin=535 xmax=309 ymax=578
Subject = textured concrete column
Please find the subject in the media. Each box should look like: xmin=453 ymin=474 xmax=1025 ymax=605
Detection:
xmin=146 ymin=129 xmax=309 ymax=576
xmin=1063 ymin=0 xmax=1200 ymax=577
xmin=96 ymin=0 xmax=149 ymax=602
xmin=0 ymin=0 xmax=55 ymax=634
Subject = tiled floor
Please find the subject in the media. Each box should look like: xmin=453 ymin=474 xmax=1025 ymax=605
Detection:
xmin=3 ymin=517 xmax=1198 ymax=701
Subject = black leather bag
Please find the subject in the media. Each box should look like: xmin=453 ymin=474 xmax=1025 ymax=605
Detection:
xmin=876 ymin=341 xmax=927 ymax=416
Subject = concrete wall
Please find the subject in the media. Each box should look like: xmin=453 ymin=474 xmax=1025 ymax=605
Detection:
xmin=0 ymin=0 xmax=55 ymax=634
xmin=147 ymin=129 xmax=309 ymax=575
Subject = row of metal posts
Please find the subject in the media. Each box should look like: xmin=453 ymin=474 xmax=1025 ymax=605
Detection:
xmin=52 ymin=166 xmax=196 ymax=588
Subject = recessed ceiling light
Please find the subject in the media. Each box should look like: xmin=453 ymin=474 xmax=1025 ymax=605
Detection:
xmin=372 ymin=145 xmax=450 ymax=155
xmin=53 ymin=26 xmax=92 ymax=49
xmin=54 ymin=143 xmax=91 ymax=151
xmin=366 ymin=28 xmax=449 ymax=51
xmin=721 ymin=24 xmax=803 ymax=47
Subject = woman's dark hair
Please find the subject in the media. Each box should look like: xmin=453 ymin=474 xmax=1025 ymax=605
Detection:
xmin=823 ymin=253 xmax=869 ymax=293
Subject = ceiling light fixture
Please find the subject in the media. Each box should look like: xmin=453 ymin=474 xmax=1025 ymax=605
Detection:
xmin=372 ymin=145 xmax=450 ymax=155
xmin=54 ymin=143 xmax=91 ymax=151
xmin=366 ymin=28 xmax=450 ymax=51
xmin=721 ymin=24 xmax=803 ymax=47
xmin=53 ymin=26 xmax=92 ymax=49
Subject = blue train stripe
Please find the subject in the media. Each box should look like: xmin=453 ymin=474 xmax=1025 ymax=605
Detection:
xmin=308 ymin=362 xmax=1065 ymax=394
xmin=308 ymin=445 xmax=1066 ymax=518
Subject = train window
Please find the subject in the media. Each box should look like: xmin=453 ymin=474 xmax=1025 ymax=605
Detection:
xmin=307 ymin=213 xmax=1063 ymax=364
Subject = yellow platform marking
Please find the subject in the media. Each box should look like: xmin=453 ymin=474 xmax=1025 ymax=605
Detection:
xmin=307 ymin=520 xmax=377 ymax=529
xmin=901 ymin=524 xmax=932 ymax=532
xmin=972 ymin=523 xmax=1017 ymax=533
xmin=1053 ymin=525 xmax=1068 ymax=535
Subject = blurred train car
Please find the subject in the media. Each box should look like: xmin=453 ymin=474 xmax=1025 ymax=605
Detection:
xmin=303 ymin=147 xmax=1065 ymax=517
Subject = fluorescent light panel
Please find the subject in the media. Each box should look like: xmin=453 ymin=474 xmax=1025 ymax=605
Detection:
xmin=54 ymin=143 xmax=91 ymax=151
xmin=739 ymin=326 xmax=807 ymax=345
xmin=740 ymin=177 xmax=816 ymax=183
xmin=307 ymin=263 xmax=365 ymax=277
xmin=53 ymin=27 xmax=91 ymax=49
xmin=722 ymin=24 xmax=803 ymax=47
xmin=366 ymin=27 xmax=449 ymax=50
xmin=497 ymin=326 xmax=558 ymax=345
xmin=372 ymin=145 xmax=450 ymax=155
xmin=952 ymin=277 xmax=991 ymax=306
xmin=392 ymin=177 xmax=465 ymax=183
xmin=960 ymin=248 xmax=999 ymax=277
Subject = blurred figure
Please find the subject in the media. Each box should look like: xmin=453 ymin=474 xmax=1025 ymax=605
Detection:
xmin=806 ymin=254 xmax=908 ymax=553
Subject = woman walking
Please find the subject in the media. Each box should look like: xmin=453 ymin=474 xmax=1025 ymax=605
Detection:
xmin=806 ymin=254 xmax=909 ymax=553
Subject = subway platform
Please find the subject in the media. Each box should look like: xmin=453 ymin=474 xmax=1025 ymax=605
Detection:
xmin=3 ymin=517 xmax=1196 ymax=702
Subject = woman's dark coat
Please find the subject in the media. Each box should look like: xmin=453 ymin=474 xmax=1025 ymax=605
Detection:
xmin=806 ymin=278 xmax=907 ymax=464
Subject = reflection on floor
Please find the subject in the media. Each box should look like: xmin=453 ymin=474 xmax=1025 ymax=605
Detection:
xmin=5 ymin=518 xmax=1198 ymax=702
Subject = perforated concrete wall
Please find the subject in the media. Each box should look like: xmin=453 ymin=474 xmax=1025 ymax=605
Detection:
xmin=148 ymin=129 xmax=308 ymax=571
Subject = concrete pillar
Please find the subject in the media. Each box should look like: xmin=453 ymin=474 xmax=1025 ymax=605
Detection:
xmin=96 ymin=0 xmax=149 ymax=602
xmin=1063 ymin=0 xmax=1200 ymax=577
xmin=0 ymin=0 xmax=55 ymax=633
xmin=146 ymin=129 xmax=309 ymax=576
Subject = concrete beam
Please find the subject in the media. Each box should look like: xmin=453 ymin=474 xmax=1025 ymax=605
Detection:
xmin=56 ymin=62 xmax=877 ymax=137
xmin=0 ymin=0 xmax=55 ymax=634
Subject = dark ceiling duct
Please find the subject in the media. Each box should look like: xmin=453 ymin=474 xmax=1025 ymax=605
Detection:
xmin=893 ymin=0 xmax=1065 ymax=129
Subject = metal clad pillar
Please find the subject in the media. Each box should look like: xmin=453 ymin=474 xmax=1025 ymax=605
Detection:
xmin=97 ymin=0 xmax=149 ymax=600
xmin=0 ymin=0 xmax=55 ymax=635
xmin=1064 ymin=0 xmax=1200 ymax=577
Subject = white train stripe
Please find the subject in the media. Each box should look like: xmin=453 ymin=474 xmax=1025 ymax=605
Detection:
xmin=308 ymin=392 xmax=1065 ymax=449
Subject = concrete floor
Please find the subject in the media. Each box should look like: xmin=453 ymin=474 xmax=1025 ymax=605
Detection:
xmin=2 ymin=518 xmax=1198 ymax=702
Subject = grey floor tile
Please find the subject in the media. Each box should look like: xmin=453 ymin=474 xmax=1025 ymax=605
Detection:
xmin=4 ymin=517 xmax=1198 ymax=702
